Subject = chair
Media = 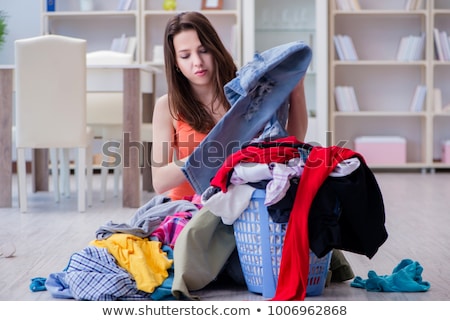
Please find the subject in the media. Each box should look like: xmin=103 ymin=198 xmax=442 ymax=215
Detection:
xmin=14 ymin=34 xmax=93 ymax=213
xmin=86 ymin=50 xmax=153 ymax=201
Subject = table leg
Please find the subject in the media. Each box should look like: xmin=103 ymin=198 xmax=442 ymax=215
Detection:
xmin=122 ymin=68 xmax=141 ymax=208
xmin=142 ymin=141 xmax=154 ymax=192
xmin=0 ymin=69 xmax=13 ymax=207
xmin=32 ymin=149 xmax=49 ymax=192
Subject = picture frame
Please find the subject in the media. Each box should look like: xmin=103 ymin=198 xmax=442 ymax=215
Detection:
xmin=201 ymin=0 xmax=223 ymax=10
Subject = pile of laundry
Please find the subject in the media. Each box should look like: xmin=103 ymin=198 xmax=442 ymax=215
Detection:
xmin=31 ymin=196 xmax=201 ymax=300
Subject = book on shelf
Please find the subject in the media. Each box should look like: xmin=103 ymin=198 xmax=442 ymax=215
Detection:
xmin=439 ymin=30 xmax=450 ymax=61
xmin=396 ymin=33 xmax=425 ymax=61
xmin=125 ymin=36 xmax=137 ymax=56
xmin=110 ymin=34 xmax=136 ymax=55
xmin=409 ymin=85 xmax=427 ymax=112
xmin=333 ymin=35 xmax=345 ymax=60
xmin=433 ymin=88 xmax=442 ymax=113
xmin=117 ymin=0 xmax=134 ymax=11
xmin=405 ymin=0 xmax=424 ymax=11
xmin=434 ymin=28 xmax=447 ymax=61
xmin=334 ymin=86 xmax=360 ymax=112
xmin=334 ymin=86 xmax=346 ymax=112
xmin=416 ymin=33 xmax=426 ymax=60
xmin=336 ymin=0 xmax=361 ymax=11
xmin=47 ymin=0 xmax=55 ymax=12
xmin=350 ymin=0 xmax=361 ymax=10
xmin=396 ymin=36 xmax=408 ymax=61
xmin=341 ymin=35 xmax=358 ymax=60
xmin=415 ymin=0 xmax=424 ymax=10
xmin=333 ymin=34 xmax=358 ymax=61
xmin=348 ymin=86 xmax=360 ymax=112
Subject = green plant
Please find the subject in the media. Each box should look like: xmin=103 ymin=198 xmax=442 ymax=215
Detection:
xmin=0 ymin=11 xmax=8 ymax=50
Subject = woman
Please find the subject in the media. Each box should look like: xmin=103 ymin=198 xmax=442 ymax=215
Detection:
xmin=151 ymin=11 xmax=308 ymax=201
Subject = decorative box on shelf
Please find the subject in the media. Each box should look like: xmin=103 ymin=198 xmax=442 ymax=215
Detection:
xmin=354 ymin=136 xmax=407 ymax=165
xmin=441 ymin=140 xmax=450 ymax=164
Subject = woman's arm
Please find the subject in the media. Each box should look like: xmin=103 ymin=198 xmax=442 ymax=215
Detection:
xmin=151 ymin=95 xmax=188 ymax=194
xmin=286 ymin=76 xmax=308 ymax=142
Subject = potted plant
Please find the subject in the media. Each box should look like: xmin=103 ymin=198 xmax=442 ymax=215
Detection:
xmin=0 ymin=11 xmax=8 ymax=50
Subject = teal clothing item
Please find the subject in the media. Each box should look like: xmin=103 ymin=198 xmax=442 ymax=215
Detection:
xmin=29 ymin=277 xmax=47 ymax=292
xmin=351 ymin=259 xmax=430 ymax=292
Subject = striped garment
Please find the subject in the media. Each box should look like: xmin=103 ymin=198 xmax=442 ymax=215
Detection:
xmin=150 ymin=212 xmax=193 ymax=248
xmin=61 ymin=246 xmax=152 ymax=300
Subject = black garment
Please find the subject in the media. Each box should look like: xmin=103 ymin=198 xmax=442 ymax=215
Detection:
xmin=308 ymin=181 xmax=342 ymax=258
xmin=308 ymin=160 xmax=388 ymax=259
xmin=267 ymin=177 xmax=299 ymax=223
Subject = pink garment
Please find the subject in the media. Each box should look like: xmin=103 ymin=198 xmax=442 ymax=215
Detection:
xmin=150 ymin=212 xmax=192 ymax=248
xmin=265 ymin=161 xmax=303 ymax=206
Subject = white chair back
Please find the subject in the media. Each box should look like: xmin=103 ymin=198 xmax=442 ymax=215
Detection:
xmin=86 ymin=51 xmax=133 ymax=127
xmin=15 ymin=35 xmax=88 ymax=148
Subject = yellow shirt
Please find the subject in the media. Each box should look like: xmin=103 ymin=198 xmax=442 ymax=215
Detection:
xmin=91 ymin=234 xmax=173 ymax=293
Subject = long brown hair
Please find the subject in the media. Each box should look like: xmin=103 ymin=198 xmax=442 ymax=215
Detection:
xmin=164 ymin=11 xmax=237 ymax=133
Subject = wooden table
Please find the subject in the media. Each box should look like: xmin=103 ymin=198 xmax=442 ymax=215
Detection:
xmin=0 ymin=64 xmax=160 ymax=209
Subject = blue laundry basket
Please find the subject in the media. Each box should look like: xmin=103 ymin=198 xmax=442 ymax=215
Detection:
xmin=233 ymin=189 xmax=331 ymax=299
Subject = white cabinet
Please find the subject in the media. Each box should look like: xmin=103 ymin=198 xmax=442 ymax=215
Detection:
xmin=242 ymin=0 xmax=329 ymax=145
xmin=329 ymin=0 xmax=436 ymax=169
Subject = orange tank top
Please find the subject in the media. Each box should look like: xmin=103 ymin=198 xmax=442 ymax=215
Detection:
xmin=168 ymin=120 xmax=207 ymax=200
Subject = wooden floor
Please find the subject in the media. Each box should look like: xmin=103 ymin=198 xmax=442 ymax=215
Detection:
xmin=1 ymin=170 xmax=449 ymax=301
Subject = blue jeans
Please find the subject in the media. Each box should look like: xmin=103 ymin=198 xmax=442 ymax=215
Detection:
xmin=182 ymin=41 xmax=312 ymax=194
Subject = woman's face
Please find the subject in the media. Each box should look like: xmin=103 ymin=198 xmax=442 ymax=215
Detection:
xmin=173 ymin=29 xmax=215 ymax=87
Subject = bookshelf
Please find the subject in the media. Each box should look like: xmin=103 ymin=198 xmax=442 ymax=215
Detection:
xmin=242 ymin=0 xmax=329 ymax=145
xmin=329 ymin=0 xmax=439 ymax=170
xmin=432 ymin=0 xmax=450 ymax=167
xmin=41 ymin=0 xmax=141 ymax=62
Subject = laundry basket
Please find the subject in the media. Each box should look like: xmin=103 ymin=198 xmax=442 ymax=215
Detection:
xmin=233 ymin=189 xmax=332 ymax=298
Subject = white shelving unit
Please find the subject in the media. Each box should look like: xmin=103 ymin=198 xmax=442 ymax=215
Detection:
xmin=328 ymin=0 xmax=442 ymax=170
xmin=432 ymin=0 xmax=450 ymax=168
xmin=242 ymin=0 xmax=328 ymax=146
xmin=41 ymin=0 xmax=141 ymax=62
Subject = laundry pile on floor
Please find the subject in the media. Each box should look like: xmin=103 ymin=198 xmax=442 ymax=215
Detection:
xmin=34 ymin=195 xmax=201 ymax=300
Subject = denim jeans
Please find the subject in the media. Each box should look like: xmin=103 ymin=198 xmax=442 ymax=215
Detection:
xmin=182 ymin=41 xmax=312 ymax=194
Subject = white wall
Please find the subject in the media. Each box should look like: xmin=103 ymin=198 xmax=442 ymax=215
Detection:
xmin=0 ymin=0 xmax=41 ymax=64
